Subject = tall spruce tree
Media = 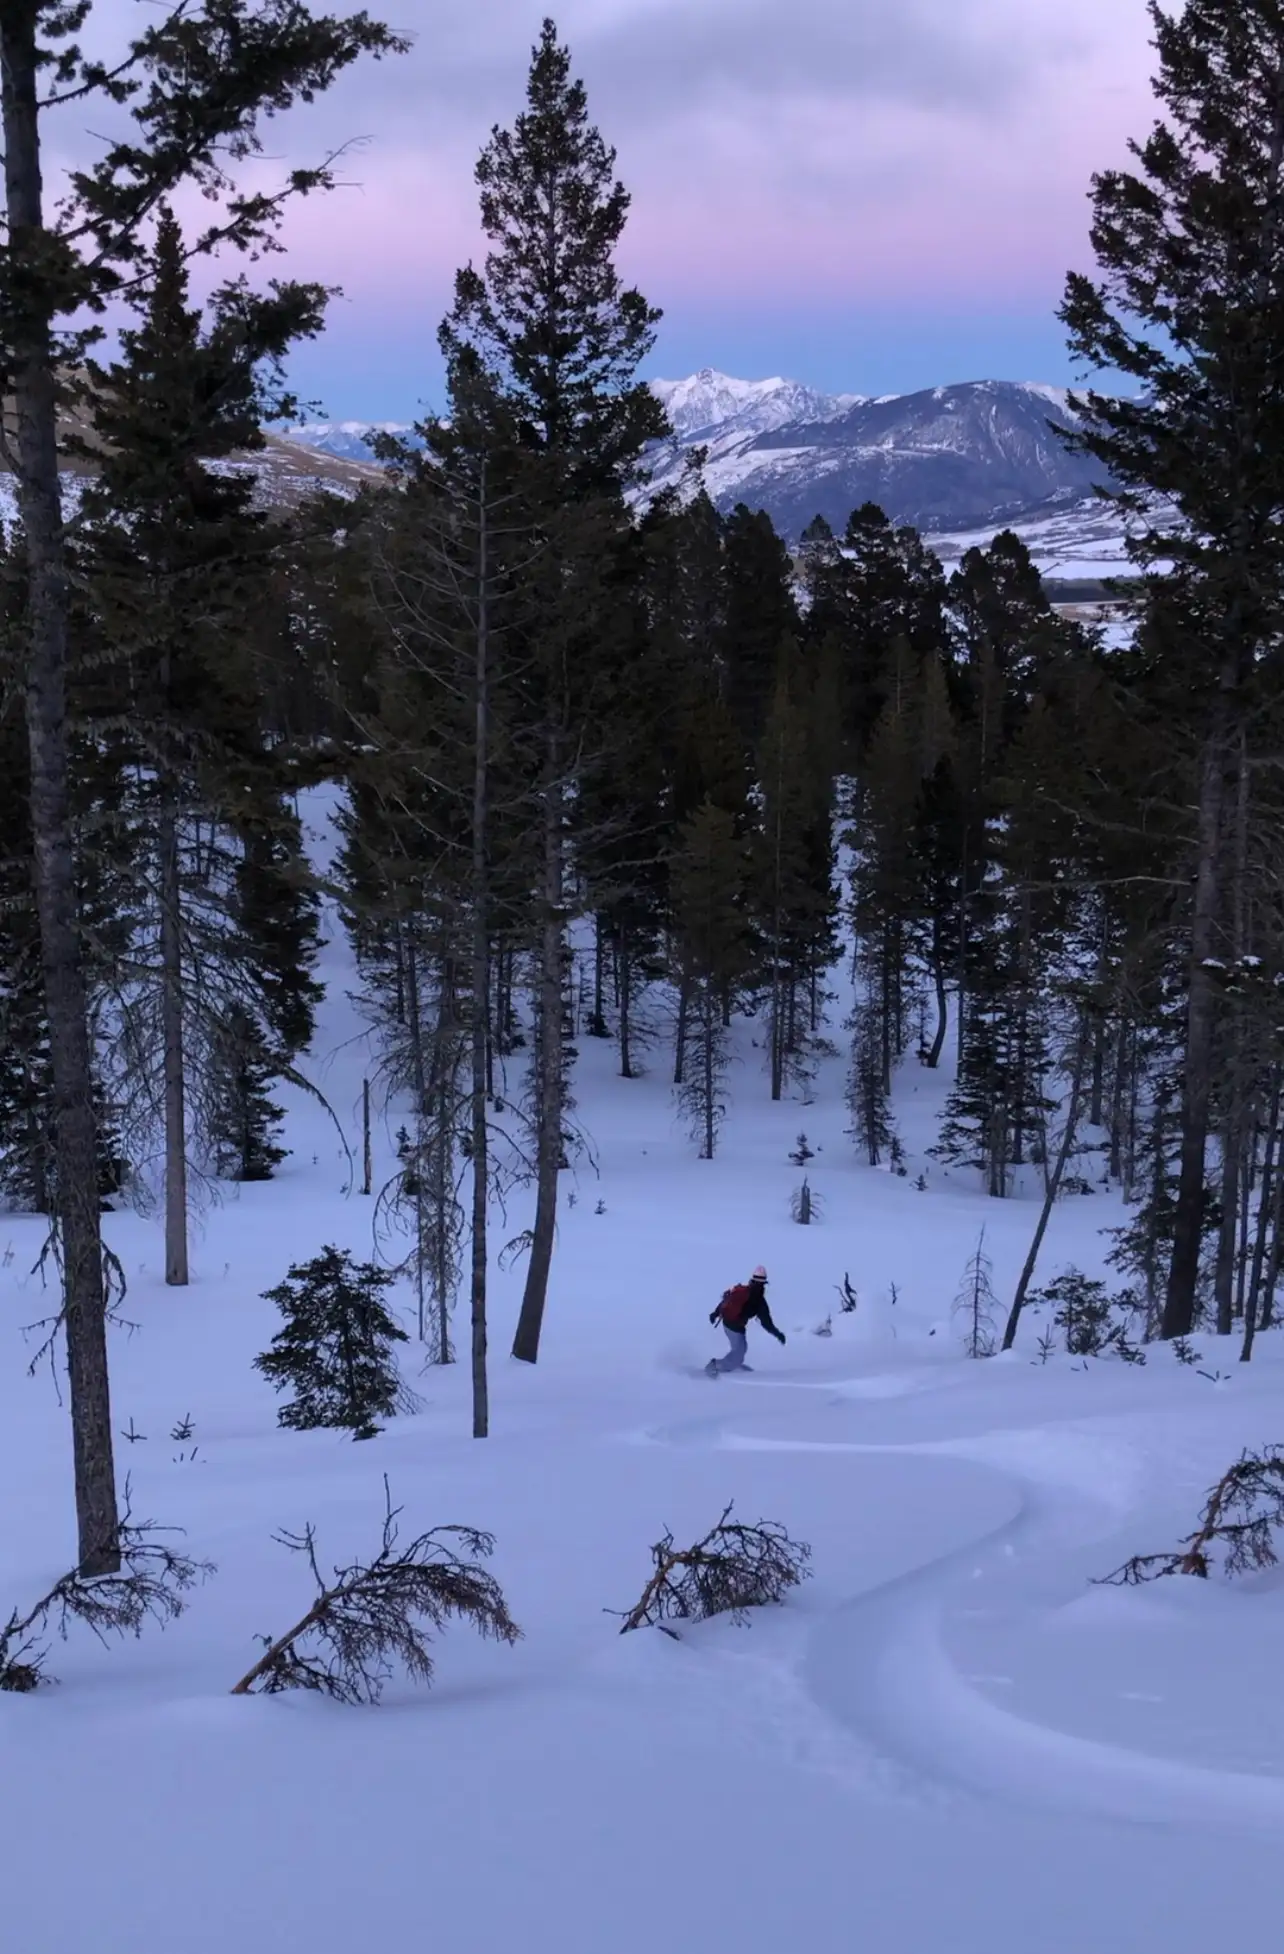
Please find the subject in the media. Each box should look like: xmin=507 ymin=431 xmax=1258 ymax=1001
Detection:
xmin=440 ymin=17 xmax=668 ymax=1365
xmin=81 ymin=207 xmax=326 ymax=1283
xmin=1059 ymin=0 xmax=1284 ymax=1337
xmin=719 ymin=504 xmax=799 ymax=747
xmin=0 ymin=0 xmax=403 ymax=1573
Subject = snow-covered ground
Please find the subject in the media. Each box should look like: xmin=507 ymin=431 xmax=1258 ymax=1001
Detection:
xmin=3 ymin=791 xmax=1281 ymax=1954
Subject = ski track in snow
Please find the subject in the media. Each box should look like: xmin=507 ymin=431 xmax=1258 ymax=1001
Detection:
xmin=628 ymin=1386 xmax=1284 ymax=1829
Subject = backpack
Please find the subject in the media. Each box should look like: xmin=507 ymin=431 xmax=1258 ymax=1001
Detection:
xmin=719 ymin=1283 xmax=751 ymax=1328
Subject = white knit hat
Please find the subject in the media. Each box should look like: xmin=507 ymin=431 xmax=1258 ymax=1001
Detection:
xmin=752 ymin=1264 xmax=768 ymax=1280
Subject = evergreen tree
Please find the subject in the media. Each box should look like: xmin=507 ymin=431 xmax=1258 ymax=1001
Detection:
xmin=81 ymin=206 xmax=328 ymax=1280
xmin=441 ymin=17 xmax=668 ymax=1365
xmin=671 ymin=802 xmax=749 ymax=1157
xmin=0 ymin=0 xmax=402 ymax=1576
xmin=208 ymin=1007 xmax=288 ymax=1183
xmin=847 ymin=966 xmax=895 ymax=1167
xmin=1059 ymin=0 xmax=1284 ymax=1337
xmin=754 ymin=646 xmax=838 ymax=1099
xmin=255 ymin=1246 xmax=409 ymax=1439
xmin=719 ymin=504 xmax=798 ymax=746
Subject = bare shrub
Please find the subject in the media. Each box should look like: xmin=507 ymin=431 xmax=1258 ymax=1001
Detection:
xmin=1102 ymin=1447 xmax=1284 ymax=1585
xmin=0 ymin=1488 xmax=213 ymax=1691
xmin=231 ymin=1478 xmax=521 ymax=1702
xmin=615 ymin=1503 xmax=811 ymax=1638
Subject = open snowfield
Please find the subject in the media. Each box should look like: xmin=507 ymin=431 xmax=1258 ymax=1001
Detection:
xmin=4 ymin=791 xmax=1282 ymax=1954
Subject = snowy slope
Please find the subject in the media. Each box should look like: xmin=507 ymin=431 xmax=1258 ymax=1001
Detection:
xmin=3 ymin=785 xmax=1280 ymax=1954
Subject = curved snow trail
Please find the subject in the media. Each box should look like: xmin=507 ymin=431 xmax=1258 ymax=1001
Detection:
xmin=630 ymin=1384 xmax=1284 ymax=1830
xmin=798 ymin=1426 xmax=1284 ymax=1830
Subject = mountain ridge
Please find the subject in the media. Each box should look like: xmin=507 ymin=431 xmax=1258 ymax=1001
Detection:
xmin=279 ymin=369 xmax=1115 ymax=563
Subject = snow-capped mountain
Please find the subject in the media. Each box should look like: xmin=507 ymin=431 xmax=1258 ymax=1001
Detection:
xmin=276 ymin=371 xmax=1126 ymax=576
xmin=279 ymin=419 xmax=417 ymax=464
xmin=641 ymin=375 xmax=1102 ymax=541
xmin=650 ymin=368 xmax=862 ymax=448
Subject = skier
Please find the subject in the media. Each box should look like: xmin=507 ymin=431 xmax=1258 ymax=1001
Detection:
xmin=706 ymin=1265 xmax=786 ymax=1375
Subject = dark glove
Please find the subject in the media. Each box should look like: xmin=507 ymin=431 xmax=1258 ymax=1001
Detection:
xmin=709 ymin=1310 xmax=720 ymax=1325
xmin=775 ymin=1330 xmax=787 ymax=1345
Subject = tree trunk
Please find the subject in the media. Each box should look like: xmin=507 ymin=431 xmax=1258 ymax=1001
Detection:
xmin=1108 ymin=1012 xmax=1128 ymax=1185
xmin=702 ymin=986 xmax=716 ymax=1159
xmin=1002 ymin=1011 xmax=1091 ymax=1351
xmin=1161 ymin=721 xmax=1228 ymax=1339
xmin=590 ymin=915 xmax=607 ymax=1037
xmin=512 ymin=750 xmax=563 ymax=1365
xmin=159 ymin=800 xmax=189 ymax=1286
xmin=1214 ymin=730 xmax=1250 ymax=1336
xmin=470 ymin=513 xmax=491 ymax=1437
xmin=1241 ymin=1080 xmax=1281 ymax=1364
xmin=925 ymin=913 xmax=948 ymax=1068
xmin=673 ymin=970 xmax=689 ymax=1086
xmin=618 ymin=923 xmax=633 ymax=1079
xmin=404 ymin=926 xmax=428 ymax=1343
xmin=2 ymin=4 xmax=119 ymax=1574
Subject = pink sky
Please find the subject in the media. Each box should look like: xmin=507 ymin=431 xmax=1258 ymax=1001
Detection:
xmin=178 ymin=0 xmax=1164 ymax=413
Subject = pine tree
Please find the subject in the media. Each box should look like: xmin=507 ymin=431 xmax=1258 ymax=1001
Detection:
xmin=208 ymin=1007 xmax=288 ymax=1183
xmin=80 ymin=208 xmax=328 ymax=1282
xmin=671 ymin=802 xmax=749 ymax=1157
xmin=255 ymin=1247 xmax=410 ymax=1440
xmin=1059 ymin=0 xmax=1284 ymax=1337
xmin=441 ymin=17 xmax=668 ymax=1366
xmin=0 ymin=0 xmax=402 ymax=1575
xmin=848 ymin=965 xmax=895 ymax=1167
xmin=719 ymin=505 xmax=799 ymax=747
xmin=754 ymin=646 xmax=838 ymax=1100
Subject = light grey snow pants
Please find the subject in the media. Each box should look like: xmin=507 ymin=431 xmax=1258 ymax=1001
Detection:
xmin=712 ymin=1326 xmax=748 ymax=1372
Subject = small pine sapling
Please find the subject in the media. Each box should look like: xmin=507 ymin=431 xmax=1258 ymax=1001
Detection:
xmin=254 ymin=1245 xmax=416 ymax=1439
xmin=1171 ymin=1335 xmax=1202 ymax=1368
xmin=813 ymin=1313 xmax=833 ymax=1338
xmin=954 ymin=1228 xmax=999 ymax=1358
xmin=0 ymin=1488 xmax=213 ymax=1691
xmin=615 ymin=1503 xmax=811 ymax=1637
xmin=788 ymin=1132 xmax=815 ymax=1166
xmin=1102 ymin=1449 xmax=1284 ymax=1585
xmin=790 ymin=1176 xmax=822 ymax=1225
xmin=230 ymin=1479 xmax=521 ymax=1703
xmin=1028 ymin=1270 xmax=1146 ymax=1362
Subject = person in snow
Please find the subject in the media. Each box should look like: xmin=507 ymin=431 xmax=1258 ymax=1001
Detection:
xmin=706 ymin=1266 xmax=786 ymax=1375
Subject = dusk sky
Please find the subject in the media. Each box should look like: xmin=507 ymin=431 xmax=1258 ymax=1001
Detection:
xmin=237 ymin=0 xmax=1159 ymax=421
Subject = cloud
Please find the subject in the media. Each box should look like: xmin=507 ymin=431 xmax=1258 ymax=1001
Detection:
xmin=309 ymin=0 xmax=1120 ymax=145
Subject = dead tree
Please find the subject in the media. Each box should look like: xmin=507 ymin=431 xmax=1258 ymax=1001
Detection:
xmin=954 ymin=1227 xmax=999 ymax=1358
xmin=230 ymin=1478 xmax=521 ymax=1702
xmin=0 ymin=1488 xmax=213 ymax=1691
xmin=1003 ymin=1006 xmax=1093 ymax=1351
xmin=615 ymin=1503 xmax=811 ymax=1637
xmin=1102 ymin=1447 xmax=1284 ymax=1584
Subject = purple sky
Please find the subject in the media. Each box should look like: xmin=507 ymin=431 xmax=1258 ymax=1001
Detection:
xmin=239 ymin=0 xmax=1158 ymax=418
